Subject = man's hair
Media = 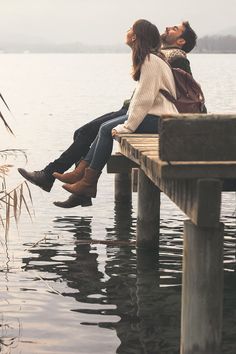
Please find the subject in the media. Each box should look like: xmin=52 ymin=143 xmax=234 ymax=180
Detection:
xmin=181 ymin=21 xmax=197 ymax=53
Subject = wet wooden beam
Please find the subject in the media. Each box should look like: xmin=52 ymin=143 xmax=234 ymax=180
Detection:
xmin=116 ymin=134 xmax=236 ymax=181
xmin=107 ymin=153 xmax=138 ymax=173
xmin=159 ymin=114 xmax=236 ymax=161
xmin=158 ymin=178 xmax=222 ymax=227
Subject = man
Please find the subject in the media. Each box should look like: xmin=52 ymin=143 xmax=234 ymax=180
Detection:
xmin=18 ymin=21 xmax=197 ymax=208
xmin=161 ymin=21 xmax=194 ymax=74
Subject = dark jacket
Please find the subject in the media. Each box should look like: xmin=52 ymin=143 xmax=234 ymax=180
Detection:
xmin=161 ymin=46 xmax=192 ymax=75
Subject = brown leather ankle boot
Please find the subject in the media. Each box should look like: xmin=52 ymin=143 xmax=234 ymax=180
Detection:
xmin=52 ymin=160 xmax=89 ymax=184
xmin=62 ymin=167 xmax=101 ymax=198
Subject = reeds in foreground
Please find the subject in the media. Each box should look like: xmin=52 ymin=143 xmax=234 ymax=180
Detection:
xmin=0 ymin=93 xmax=33 ymax=237
xmin=0 ymin=175 xmax=33 ymax=237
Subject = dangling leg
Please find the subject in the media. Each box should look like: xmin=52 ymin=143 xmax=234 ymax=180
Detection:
xmin=62 ymin=115 xmax=128 ymax=198
xmin=17 ymin=127 xmax=91 ymax=192
xmin=18 ymin=108 xmax=127 ymax=192
xmin=52 ymin=159 xmax=89 ymax=184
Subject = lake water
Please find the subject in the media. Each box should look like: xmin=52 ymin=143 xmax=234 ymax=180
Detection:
xmin=0 ymin=53 xmax=236 ymax=354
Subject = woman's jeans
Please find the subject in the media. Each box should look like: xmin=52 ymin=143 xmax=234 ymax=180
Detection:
xmin=84 ymin=114 xmax=160 ymax=171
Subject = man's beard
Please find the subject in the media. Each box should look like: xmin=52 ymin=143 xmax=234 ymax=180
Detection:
xmin=160 ymin=33 xmax=166 ymax=43
xmin=160 ymin=33 xmax=173 ymax=46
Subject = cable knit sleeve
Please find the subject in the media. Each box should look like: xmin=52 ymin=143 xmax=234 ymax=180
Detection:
xmin=114 ymin=54 xmax=161 ymax=134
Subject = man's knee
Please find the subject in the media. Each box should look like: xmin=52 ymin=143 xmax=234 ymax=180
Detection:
xmin=73 ymin=128 xmax=79 ymax=141
xmin=73 ymin=127 xmax=86 ymax=141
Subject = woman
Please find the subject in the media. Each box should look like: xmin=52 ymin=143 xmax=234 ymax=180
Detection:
xmin=53 ymin=19 xmax=178 ymax=208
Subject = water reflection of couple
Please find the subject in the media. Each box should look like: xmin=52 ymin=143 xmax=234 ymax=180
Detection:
xmin=18 ymin=20 xmax=197 ymax=208
xmin=22 ymin=202 xmax=181 ymax=353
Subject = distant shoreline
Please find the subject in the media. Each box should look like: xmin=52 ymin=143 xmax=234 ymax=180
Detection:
xmin=0 ymin=34 xmax=236 ymax=54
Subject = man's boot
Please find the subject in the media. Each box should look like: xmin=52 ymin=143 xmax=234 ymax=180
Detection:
xmin=52 ymin=160 xmax=89 ymax=184
xmin=18 ymin=168 xmax=54 ymax=192
xmin=62 ymin=167 xmax=101 ymax=198
xmin=53 ymin=194 xmax=92 ymax=208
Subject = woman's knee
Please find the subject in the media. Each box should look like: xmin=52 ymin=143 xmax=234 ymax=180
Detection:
xmin=98 ymin=122 xmax=113 ymax=137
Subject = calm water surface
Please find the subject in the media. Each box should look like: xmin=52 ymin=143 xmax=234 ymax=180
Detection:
xmin=0 ymin=54 xmax=236 ymax=353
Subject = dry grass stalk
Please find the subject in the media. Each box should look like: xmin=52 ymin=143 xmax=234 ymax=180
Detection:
xmin=0 ymin=92 xmax=33 ymax=236
xmin=0 ymin=179 xmax=34 ymax=237
xmin=0 ymin=92 xmax=13 ymax=135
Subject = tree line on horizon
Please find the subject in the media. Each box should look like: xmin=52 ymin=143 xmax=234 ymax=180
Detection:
xmin=0 ymin=35 xmax=236 ymax=53
xmin=194 ymin=35 xmax=236 ymax=53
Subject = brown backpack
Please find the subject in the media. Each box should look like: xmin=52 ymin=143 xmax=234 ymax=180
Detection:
xmin=160 ymin=60 xmax=206 ymax=113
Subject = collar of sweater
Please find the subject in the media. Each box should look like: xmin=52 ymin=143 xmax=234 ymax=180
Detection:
xmin=161 ymin=46 xmax=187 ymax=60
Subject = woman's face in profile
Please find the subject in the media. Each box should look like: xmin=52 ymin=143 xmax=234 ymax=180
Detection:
xmin=125 ymin=26 xmax=136 ymax=47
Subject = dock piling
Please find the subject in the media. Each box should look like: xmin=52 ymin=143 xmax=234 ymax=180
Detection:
xmin=112 ymin=116 xmax=236 ymax=353
xmin=114 ymin=172 xmax=132 ymax=203
xmin=181 ymin=221 xmax=224 ymax=354
xmin=137 ymin=169 xmax=160 ymax=249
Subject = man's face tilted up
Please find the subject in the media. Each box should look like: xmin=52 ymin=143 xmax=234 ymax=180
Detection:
xmin=161 ymin=23 xmax=186 ymax=48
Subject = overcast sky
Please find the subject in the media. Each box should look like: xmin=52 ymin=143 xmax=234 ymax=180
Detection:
xmin=0 ymin=0 xmax=235 ymax=45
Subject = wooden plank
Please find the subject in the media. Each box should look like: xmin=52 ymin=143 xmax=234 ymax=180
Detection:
xmin=161 ymin=113 xmax=236 ymax=120
xmin=115 ymin=133 xmax=158 ymax=143
xmin=159 ymin=115 xmax=236 ymax=161
xmin=107 ymin=153 xmax=138 ymax=173
xmin=142 ymin=154 xmax=236 ymax=179
xmin=117 ymin=136 xmax=236 ymax=180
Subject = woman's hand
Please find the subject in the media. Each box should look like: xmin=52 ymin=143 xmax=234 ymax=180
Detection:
xmin=112 ymin=129 xmax=117 ymax=137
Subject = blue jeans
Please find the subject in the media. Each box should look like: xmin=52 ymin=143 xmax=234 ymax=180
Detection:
xmin=43 ymin=107 xmax=127 ymax=176
xmin=84 ymin=114 xmax=160 ymax=171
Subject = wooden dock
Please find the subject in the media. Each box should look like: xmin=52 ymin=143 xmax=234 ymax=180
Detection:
xmin=107 ymin=114 xmax=236 ymax=354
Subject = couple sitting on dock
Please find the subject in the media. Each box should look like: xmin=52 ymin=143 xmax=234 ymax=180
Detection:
xmin=18 ymin=19 xmax=198 ymax=208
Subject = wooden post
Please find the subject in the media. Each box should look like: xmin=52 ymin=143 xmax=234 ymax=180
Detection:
xmin=132 ymin=168 xmax=139 ymax=192
xmin=115 ymin=173 xmax=132 ymax=203
xmin=181 ymin=220 xmax=224 ymax=354
xmin=136 ymin=248 xmax=160 ymax=352
xmin=114 ymin=200 xmax=133 ymax=238
xmin=137 ymin=169 xmax=160 ymax=249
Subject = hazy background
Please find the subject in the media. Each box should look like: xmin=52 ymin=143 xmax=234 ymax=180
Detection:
xmin=0 ymin=0 xmax=235 ymax=49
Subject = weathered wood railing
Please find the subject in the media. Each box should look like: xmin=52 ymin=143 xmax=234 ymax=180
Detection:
xmin=107 ymin=114 xmax=236 ymax=354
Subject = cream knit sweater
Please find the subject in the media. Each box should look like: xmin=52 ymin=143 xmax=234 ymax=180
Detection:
xmin=114 ymin=53 xmax=178 ymax=134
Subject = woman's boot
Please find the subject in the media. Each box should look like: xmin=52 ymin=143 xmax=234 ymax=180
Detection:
xmin=52 ymin=160 xmax=89 ymax=184
xmin=62 ymin=167 xmax=101 ymax=198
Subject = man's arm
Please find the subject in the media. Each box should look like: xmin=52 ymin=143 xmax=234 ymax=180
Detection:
xmin=170 ymin=57 xmax=192 ymax=75
xmin=121 ymin=98 xmax=131 ymax=110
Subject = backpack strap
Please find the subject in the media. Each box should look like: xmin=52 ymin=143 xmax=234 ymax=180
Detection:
xmin=159 ymin=89 xmax=176 ymax=103
xmin=157 ymin=52 xmax=172 ymax=68
xmin=157 ymin=53 xmax=177 ymax=103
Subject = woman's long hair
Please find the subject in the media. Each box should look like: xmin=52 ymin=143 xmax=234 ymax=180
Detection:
xmin=131 ymin=19 xmax=161 ymax=81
